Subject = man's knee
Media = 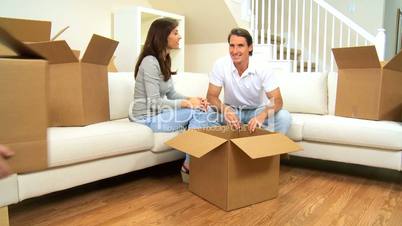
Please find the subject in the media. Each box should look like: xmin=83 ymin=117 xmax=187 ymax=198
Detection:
xmin=274 ymin=109 xmax=292 ymax=134
xmin=275 ymin=109 xmax=291 ymax=123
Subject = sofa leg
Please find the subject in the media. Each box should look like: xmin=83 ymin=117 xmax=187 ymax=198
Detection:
xmin=0 ymin=206 xmax=10 ymax=226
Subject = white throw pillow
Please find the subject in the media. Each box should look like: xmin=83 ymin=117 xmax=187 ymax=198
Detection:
xmin=108 ymin=72 xmax=135 ymax=120
xmin=278 ymin=72 xmax=328 ymax=114
xmin=327 ymin=72 xmax=338 ymax=115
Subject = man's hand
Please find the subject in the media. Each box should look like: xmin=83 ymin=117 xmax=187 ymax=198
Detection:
xmin=247 ymin=112 xmax=267 ymax=133
xmin=223 ymin=106 xmax=241 ymax=130
xmin=0 ymin=145 xmax=14 ymax=179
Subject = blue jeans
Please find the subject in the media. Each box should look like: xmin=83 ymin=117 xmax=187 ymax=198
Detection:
xmin=132 ymin=108 xmax=209 ymax=164
xmin=207 ymin=107 xmax=292 ymax=134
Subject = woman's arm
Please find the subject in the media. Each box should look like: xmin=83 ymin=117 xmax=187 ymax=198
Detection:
xmin=141 ymin=57 xmax=182 ymax=111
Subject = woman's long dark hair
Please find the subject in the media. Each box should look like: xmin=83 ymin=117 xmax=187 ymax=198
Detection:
xmin=134 ymin=17 xmax=178 ymax=81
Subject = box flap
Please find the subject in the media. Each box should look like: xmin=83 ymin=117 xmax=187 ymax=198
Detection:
xmin=384 ymin=50 xmax=402 ymax=72
xmin=27 ymin=41 xmax=78 ymax=64
xmin=0 ymin=17 xmax=51 ymax=41
xmin=165 ymin=130 xmax=227 ymax=158
xmin=231 ymin=133 xmax=301 ymax=159
xmin=0 ymin=27 xmax=45 ymax=59
xmin=332 ymin=46 xmax=381 ymax=69
xmin=81 ymin=34 xmax=119 ymax=65
xmin=51 ymin=26 xmax=69 ymax=41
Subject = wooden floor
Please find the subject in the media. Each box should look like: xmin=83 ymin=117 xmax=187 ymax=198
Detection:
xmin=9 ymin=158 xmax=402 ymax=226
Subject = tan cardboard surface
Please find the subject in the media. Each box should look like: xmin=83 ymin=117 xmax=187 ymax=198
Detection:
xmin=332 ymin=46 xmax=381 ymax=69
xmin=108 ymin=56 xmax=118 ymax=72
xmin=27 ymin=41 xmax=78 ymax=64
xmin=72 ymin=50 xmax=80 ymax=59
xmin=189 ymin=143 xmax=229 ymax=210
xmin=0 ymin=27 xmax=45 ymax=58
xmin=335 ymin=68 xmax=382 ymax=120
xmin=0 ymin=58 xmax=48 ymax=173
xmin=165 ymin=130 xmax=226 ymax=158
xmin=166 ymin=126 xmax=301 ymax=211
xmin=24 ymin=34 xmax=118 ymax=126
xmin=379 ymin=69 xmax=402 ymax=121
xmin=384 ymin=50 xmax=402 ymax=71
xmin=48 ymin=63 xmax=85 ymax=126
xmin=81 ymin=63 xmax=110 ymax=124
xmin=333 ymin=46 xmax=402 ymax=121
xmin=231 ymin=133 xmax=301 ymax=159
xmin=6 ymin=140 xmax=48 ymax=173
xmin=0 ymin=17 xmax=51 ymax=42
xmin=82 ymin=34 xmax=119 ymax=65
xmin=227 ymin=152 xmax=279 ymax=210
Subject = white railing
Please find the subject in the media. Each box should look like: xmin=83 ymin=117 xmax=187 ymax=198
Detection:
xmin=250 ymin=0 xmax=386 ymax=72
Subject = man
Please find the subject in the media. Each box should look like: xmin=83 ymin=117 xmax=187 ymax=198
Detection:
xmin=0 ymin=145 xmax=14 ymax=179
xmin=207 ymin=28 xmax=291 ymax=134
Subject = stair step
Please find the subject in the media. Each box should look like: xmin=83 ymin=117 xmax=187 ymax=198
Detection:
xmin=275 ymin=48 xmax=301 ymax=59
xmin=257 ymin=34 xmax=285 ymax=45
xmin=297 ymin=62 xmax=317 ymax=72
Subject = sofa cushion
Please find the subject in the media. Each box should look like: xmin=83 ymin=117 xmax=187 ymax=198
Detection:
xmin=152 ymin=132 xmax=180 ymax=153
xmin=303 ymin=115 xmax=402 ymax=150
xmin=288 ymin=113 xmax=326 ymax=141
xmin=0 ymin=174 xmax=18 ymax=206
xmin=327 ymin=72 xmax=338 ymax=115
xmin=108 ymin=72 xmax=135 ymax=120
xmin=48 ymin=119 xmax=154 ymax=167
xmin=278 ymin=72 xmax=328 ymax=115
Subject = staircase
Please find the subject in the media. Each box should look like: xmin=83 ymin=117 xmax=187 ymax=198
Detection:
xmin=247 ymin=0 xmax=386 ymax=73
xmin=256 ymin=34 xmax=314 ymax=72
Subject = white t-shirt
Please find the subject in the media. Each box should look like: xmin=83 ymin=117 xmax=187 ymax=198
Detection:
xmin=209 ymin=55 xmax=278 ymax=108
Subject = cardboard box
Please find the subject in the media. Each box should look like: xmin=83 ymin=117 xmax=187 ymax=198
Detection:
xmin=0 ymin=17 xmax=51 ymax=42
xmin=0 ymin=26 xmax=48 ymax=173
xmin=27 ymin=35 xmax=119 ymax=126
xmin=166 ymin=126 xmax=301 ymax=211
xmin=332 ymin=46 xmax=402 ymax=121
xmin=0 ymin=17 xmax=119 ymax=126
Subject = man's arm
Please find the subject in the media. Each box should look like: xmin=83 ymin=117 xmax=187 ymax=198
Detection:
xmin=207 ymin=83 xmax=241 ymax=129
xmin=262 ymin=87 xmax=284 ymax=115
xmin=248 ymin=87 xmax=284 ymax=132
xmin=207 ymin=83 xmax=224 ymax=113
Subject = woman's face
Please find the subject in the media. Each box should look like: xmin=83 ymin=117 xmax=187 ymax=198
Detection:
xmin=167 ymin=27 xmax=181 ymax=49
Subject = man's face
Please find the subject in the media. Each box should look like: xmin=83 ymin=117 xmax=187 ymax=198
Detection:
xmin=229 ymin=35 xmax=252 ymax=64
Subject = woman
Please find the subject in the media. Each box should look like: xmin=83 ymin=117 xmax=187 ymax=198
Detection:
xmin=129 ymin=18 xmax=208 ymax=183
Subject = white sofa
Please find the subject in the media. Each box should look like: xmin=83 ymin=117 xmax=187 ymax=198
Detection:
xmin=1 ymin=71 xmax=401 ymax=209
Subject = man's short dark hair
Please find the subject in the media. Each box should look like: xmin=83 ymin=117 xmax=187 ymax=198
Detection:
xmin=227 ymin=28 xmax=253 ymax=56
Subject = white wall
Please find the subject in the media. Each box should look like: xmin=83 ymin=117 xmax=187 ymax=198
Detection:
xmin=324 ymin=0 xmax=385 ymax=36
xmin=383 ymin=0 xmax=402 ymax=60
xmin=185 ymin=43 xmax=229 ymax=73
xmin=0 ymin=0 xmax=150 ymax=52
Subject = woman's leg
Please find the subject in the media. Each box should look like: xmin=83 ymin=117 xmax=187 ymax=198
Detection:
xmin=144 ymin=109 xmax=194 ymax=132
xmin=141 ymin=109 xmax=204 ymax=182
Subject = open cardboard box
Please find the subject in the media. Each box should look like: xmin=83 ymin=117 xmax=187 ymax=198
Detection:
xmin=166 ymin=126 xmax=302 ymax=211
xmin=332 ymin=46 xmax=402 ymax=121
xmin=27 ymin=35 xmax=119 ymax=126
xmin=0 ymin=17 xmax=119 ymax=126
xmin=0 ymin=26 xmax=48 ymax=173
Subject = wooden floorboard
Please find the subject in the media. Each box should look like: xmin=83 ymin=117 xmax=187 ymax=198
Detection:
xmin=9 ymin=158 xmax=402 ymax=226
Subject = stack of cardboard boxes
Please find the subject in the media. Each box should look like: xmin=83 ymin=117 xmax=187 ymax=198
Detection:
xmin=0 ymin=17 xmax=118 ymax=172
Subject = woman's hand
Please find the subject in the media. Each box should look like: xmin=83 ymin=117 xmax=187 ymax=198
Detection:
xmin=181 ymin=97 xmax=209 ymax=111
